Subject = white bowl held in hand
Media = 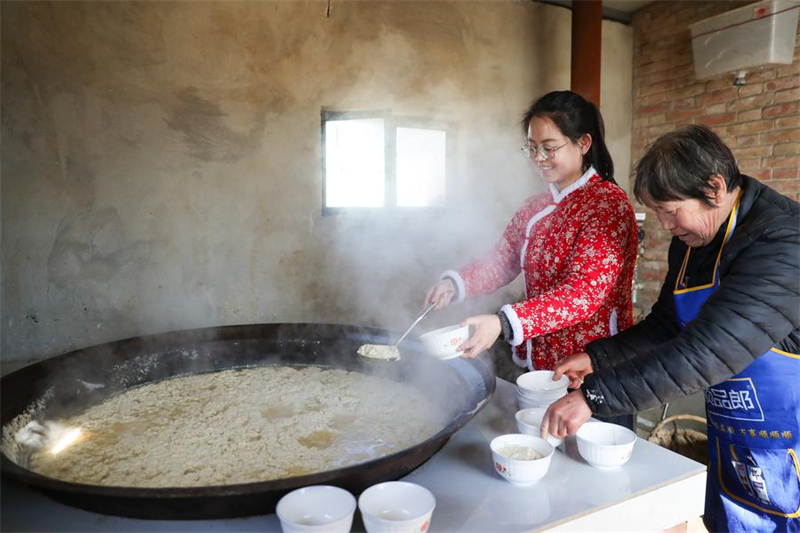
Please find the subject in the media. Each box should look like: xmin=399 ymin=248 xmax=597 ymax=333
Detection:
xmin=516 ymin=371 xmax=569 ymax=402
xmin=358 ymin=481 xmax=436 ymax=533
xmin=490 ymin=434 xmax=555 ymax=485
xmin=515 ymin=408 xmax=564 ymax=448
xmin=419 ymin=324 xmax=469 ymax=360
xmin=577 ymin=422 xmax=637 ymax=468
xmin=276 ymin=485 xmax=356 ymax=533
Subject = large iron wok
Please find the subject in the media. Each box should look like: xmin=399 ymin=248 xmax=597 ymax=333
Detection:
xmin=0 ymin=323 xmax=495 ymax=519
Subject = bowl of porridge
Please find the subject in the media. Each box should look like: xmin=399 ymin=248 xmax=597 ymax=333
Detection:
xmin=490 ymin=434 xmax=554 ymax=485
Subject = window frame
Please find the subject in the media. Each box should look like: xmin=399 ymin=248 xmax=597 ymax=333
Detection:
xmin=321 ymin=108 xmax=452 ymax=216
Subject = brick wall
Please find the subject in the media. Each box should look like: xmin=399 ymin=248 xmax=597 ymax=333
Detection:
xmin=631 ymin=0 xmax=800 ymax=317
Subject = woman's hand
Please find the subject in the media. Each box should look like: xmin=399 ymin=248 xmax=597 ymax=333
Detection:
xmin=540 ymin=390 xmax=593 ymax=439
xmin=552 ymin=352 xmax=594 ymax=388
xmin=457 ymin=315 xmax=501 ymax=359
xmin=424 ymin=279 xmax=456 ymax=310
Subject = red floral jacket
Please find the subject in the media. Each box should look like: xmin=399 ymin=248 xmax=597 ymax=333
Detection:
xmin=444 ymin=169 xmax=638 ymax=371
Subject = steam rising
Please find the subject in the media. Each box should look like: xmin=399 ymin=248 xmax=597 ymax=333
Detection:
xmin=2 ymin=0 xmax=558 ymax=367
xmin=4 ymin=2 xmax=543 ymax=475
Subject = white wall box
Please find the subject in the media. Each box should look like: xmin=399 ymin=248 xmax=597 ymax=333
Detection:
xmin=690 ymin=0 xmax=800 ymax=79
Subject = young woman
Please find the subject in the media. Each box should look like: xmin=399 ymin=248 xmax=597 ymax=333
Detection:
xmin=425 ymin=90 xmax=638 ymax=376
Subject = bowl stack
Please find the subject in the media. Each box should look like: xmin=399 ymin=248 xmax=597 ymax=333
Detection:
xmin=515 ymin=407 xmax=564 ymax=448
xmin=515 ymin=370 xmax=569 ymax=409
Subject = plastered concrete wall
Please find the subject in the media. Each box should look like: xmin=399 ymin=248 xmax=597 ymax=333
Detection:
xmin=1 ymin=1 xmax=632 ymax=362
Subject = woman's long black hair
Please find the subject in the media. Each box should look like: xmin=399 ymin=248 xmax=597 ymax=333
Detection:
xmin=522 ymin=90 xmax=616 ymax=184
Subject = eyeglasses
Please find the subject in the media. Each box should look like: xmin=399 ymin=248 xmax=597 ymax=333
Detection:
xmin=520 ymin=141 xmax=569 ymax=161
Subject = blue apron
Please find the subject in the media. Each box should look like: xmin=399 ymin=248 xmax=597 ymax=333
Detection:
xmin=673 ymin=194 xmax=800 ymax=532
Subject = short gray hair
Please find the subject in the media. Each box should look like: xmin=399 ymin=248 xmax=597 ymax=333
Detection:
xmin=634 ymin=125 xmax=741 ymax=206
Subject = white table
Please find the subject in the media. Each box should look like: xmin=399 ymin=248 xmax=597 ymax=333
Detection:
xmin=0 ymin=378 xmax=706 ymax=532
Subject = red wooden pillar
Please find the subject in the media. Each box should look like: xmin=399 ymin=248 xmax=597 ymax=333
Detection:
xmin=570 ymin=0 xmax=603 ymax=105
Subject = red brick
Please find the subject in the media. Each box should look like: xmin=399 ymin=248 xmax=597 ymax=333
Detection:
xmin=760 ymin=128 xmax=800 ymax=144
xmin=697 ymin=87 xmax=736 ymax=105
xmin=674 ymin=4 xmax=698 ymax=23
xmin=766 ymin=76 xmax=800 ymax=92
xmin=651 ymin=13 xmax=677 ymax=27
xmin=642 ymin=69 xmax=675 ymax=86
xmin=736 ymin=145 xmax=772 ymax=158
xmin=775 ymin=87 xmax=800 ymax=104
xmin=640 ymin=79 xmax=680 ymax=97
xmin=640 ymin=102 xmax=671 ymax=114
xmin=727 ymin=94 xmax=773 ymax=111
xmin=738 ymin=158 xmax=763 ymax=172
xmin=666 ymin=107 xmax=705 ymax=121
xmin=748 ymin=169 xmax=772 ymax=182
xmin=774 ymin=168 xmax=800 ymax=180
xmin=667 ymin=84 xmax=707 ymax=101
xmin=763 ymin=101 xmax=800 ymax=119
xmin=768 ymin=179 xmax=800 ymax=195
xmin=774 ymin=142 xmax=800 ymax=157
xmin=646 ymin=124 xmax=674 ymax=137
xmin=666 ymin=64 xmax=694 ymax=80
xmin=706 ymin=103 xmax=727 ymax=114
xmin=776 ymin=64 xmax=800 ymax=78
xmin=644 ymin=238 xmax=670 ymax=253
xmin=674 ymin=97 xmax=696 ymax=109
xmin=640 ymin=58 xmax=673 ymax=77
xmin=734 ymin=134 xmax=759 ymax=147
xmin=634 ymin=10 xmax=652 ymax=26
xmin=746 ymin=69 xmax=778 ymax=83
xmin=706 ymin=78 xmax=731 ymax=92
xmin=641 ymin=92 xmax=668 ymax=105
xmin=727 ymin=120 xmax=775 ymax=136
xmin=737 ymin=83 xmax=764 ymax=97
xmin=777 ymin=115 xmax=800 ymax=129
xmin=702 ymin=112 xmax=737 ymax=126
xmin=649 ymin=24 xmax=689 ymax=42
xmin=765 ymin=155 xmax=800 ymax=169
xmin=737 ymin=109 xmax=763 ymax=122
xmin=646 ymin=48 xmax=673 ymax=64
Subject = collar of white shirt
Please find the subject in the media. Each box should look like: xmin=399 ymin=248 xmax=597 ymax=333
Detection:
xmin=548 ymin=165 xmax=597 ymax=204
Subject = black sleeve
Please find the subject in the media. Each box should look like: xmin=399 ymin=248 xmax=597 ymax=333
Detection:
xmin=581 ymin=219 xmax=800 ymax=416
xmin=585 ymin=240 xmax=683 ymax=371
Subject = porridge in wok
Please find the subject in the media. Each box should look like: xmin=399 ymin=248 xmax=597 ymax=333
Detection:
xmin=16 ymin=366 xmax=448 ymax=488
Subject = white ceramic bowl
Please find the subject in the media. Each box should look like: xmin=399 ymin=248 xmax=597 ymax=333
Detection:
xmin=358 ymin=481 xmax=435 ymax=533
xmin=515 ymin=408 xmax=564 ymax=448
xmin=276 ymin=485 xmax=356 ymax=533
xmin=516 ymin=371 xmax=569 ymax=402
xmin=419 ymin=324 xmax=469 ymax=360
xmin=516 ymin=391 xmax=555 ymax=410
xmin=576 ymin=422 xmax=637 ymax=468
xmin=490 ymin=433 xmax=555 ymax=485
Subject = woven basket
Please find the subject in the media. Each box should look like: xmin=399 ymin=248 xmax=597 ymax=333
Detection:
xmin=647 ymin=414 xmax=708 ymax=465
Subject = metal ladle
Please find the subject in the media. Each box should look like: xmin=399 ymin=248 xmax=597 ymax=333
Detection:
xmin=357 ymin=296 xmax=447 ymax=361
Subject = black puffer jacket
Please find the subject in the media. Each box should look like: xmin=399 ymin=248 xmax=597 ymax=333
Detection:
xmin=581 ymin=175 xmax=800 ymax=417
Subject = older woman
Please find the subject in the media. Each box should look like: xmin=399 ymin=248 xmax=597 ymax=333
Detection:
xmin=543 ymin=125 xmax=800 ymax=532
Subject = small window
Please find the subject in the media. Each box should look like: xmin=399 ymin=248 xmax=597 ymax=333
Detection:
xmin=396 ymin=127 xmax=446 ymax=208
xmin=322 ymin=110 xmax=448 ymax=214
